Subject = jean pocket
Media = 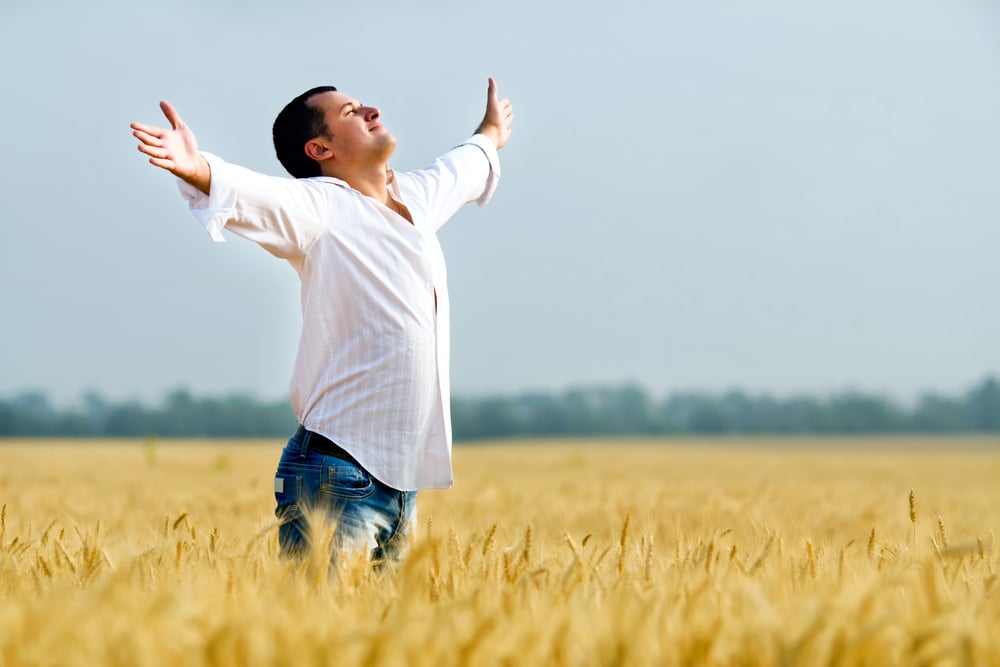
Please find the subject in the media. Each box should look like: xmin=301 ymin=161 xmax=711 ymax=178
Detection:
xmin=321 ymin=461 xmax=377 ymax=500
xmin=274 ymin=470 xmax=301 ymax=516
xmin=274 ymin=459 xmax=320 ymax=509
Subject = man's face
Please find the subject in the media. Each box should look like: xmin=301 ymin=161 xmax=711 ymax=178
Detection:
xmin=307 ymin=90 xmax=396 ymax=168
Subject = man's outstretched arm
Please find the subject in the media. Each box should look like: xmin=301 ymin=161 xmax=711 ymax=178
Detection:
xmin=131 ymin=101 xmax=212 ymax=194
xmin=475 ymin=77 xmax=514 ymax=150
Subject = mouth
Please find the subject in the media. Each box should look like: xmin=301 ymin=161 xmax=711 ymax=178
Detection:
xmin=368 ymin=122 xmax=382 ymax=132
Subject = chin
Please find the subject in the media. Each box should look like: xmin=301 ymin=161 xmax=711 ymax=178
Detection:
xmin=375 ymin=133 xmax=397 ymax=160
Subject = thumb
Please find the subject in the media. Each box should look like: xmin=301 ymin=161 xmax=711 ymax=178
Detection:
xmin=487 ymin=77 xmax=498 ymax=103
xmin=159 ymin=100 xmax=184 ymax=130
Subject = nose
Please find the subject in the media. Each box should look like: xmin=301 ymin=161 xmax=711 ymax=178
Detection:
xmin=363 ymin=106 xmax=380 ymax=122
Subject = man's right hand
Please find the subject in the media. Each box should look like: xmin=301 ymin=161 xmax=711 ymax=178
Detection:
xmin=131 ymin=101 xmax=212 ymax=194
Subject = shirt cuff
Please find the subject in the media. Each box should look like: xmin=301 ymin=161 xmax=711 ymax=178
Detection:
xmin=175 ymin=152 xmax=235 ymax=242
xmin=457 ymin=134 xmax=501 ymax=207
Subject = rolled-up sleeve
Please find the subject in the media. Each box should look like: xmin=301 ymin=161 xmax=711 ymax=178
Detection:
xmin=176 ymin=153 xmax=236 ymax=242
xmin=457 ymin=134 xmax=501 ymax=207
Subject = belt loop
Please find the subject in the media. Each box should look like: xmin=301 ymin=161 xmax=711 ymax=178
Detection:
xmin=298 ymin=425 xmax=311 ymax=458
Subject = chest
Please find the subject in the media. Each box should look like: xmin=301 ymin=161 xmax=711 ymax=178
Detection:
xmin=316 ymin=197 xmax=447 ymax=284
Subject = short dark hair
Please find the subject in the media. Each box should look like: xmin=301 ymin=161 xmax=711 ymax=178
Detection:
xmin=272 ymin=86 xmax=338 ymax=178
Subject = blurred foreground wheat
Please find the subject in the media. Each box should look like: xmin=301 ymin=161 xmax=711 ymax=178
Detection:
xmin=1 ymin=437 xmax=998 ymax=666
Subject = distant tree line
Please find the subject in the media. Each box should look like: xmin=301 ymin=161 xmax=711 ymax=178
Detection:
xmin=0 ymin=389 xmax=296 ymax=438
xmin=1 ymin=377 xmax=998 ymax=439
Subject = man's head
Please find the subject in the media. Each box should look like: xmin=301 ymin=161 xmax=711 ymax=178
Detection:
xmin=272 ymin=86 xmax=396 ymax=179
xmin=272 ymin=86 xmax=338 ymax=178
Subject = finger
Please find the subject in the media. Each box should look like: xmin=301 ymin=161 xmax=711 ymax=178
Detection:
xmin=487 ymin=77 xmax=498 ymax=102
xmin=130 ymin=121 xmax=165 ymax=137
xmin=137 ymin=143 xmax=170 ymax=160
xmin=159 ymin=100 xmax=183 ymax=130
xmin=149 ymin=157 xmax=178 ymax=171
xmin=132 ymin=128 xmax=164 ymax=147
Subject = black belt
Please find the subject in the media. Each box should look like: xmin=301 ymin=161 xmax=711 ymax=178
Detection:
xmin=295 ymin=425 xmax=360 ymax=466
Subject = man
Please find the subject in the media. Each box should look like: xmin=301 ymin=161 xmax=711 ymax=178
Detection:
xmin=131 ymin=78 xmax=513 ymax=565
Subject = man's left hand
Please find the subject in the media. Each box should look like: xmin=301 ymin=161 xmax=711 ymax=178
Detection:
xmin=476 ymin=77 xmax=514 ymax=150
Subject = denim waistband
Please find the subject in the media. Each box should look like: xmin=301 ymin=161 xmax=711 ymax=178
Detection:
xmin=294 ymin=425 xmax=360 ymax=466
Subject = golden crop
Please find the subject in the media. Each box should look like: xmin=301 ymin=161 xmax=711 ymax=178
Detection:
xmin=1 ymin=437 xmax=998 ymax=666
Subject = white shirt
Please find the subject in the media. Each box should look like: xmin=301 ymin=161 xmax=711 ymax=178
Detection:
xmin=177 ymin=135 xmax=500 ymax=491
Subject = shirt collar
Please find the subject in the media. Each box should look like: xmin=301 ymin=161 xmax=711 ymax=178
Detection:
xmin=309 ymin=169 xmax=395 ymax=191
xmin=310 ymin=175 xmax=349 ymax=188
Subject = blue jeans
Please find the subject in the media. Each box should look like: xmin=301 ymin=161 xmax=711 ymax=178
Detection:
xmin=273 ymin=427 xmax=417 ymax=566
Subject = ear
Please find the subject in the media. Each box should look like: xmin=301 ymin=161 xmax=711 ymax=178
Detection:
xmin=304 ymin=138 xmax=334 ymax=163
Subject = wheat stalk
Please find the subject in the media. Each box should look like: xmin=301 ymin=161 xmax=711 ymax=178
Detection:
xmin=936 ymin=516 xmax=949 ymax=548
xmin=617 ymin=513 xmax=631 ymax=576
xmin=481 ymin=523 xmax=498 ymax=557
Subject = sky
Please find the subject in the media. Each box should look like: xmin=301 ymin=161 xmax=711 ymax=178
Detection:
xmin=1 ymin=0 xmax=999 ymax=407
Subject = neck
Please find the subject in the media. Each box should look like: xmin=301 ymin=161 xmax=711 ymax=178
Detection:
xmin=323 ymin=163 xmax=390 ymax=202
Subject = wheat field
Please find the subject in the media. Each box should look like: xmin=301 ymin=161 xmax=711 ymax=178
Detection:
xmin=0 ymin=437 xmax=998 ymax=666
